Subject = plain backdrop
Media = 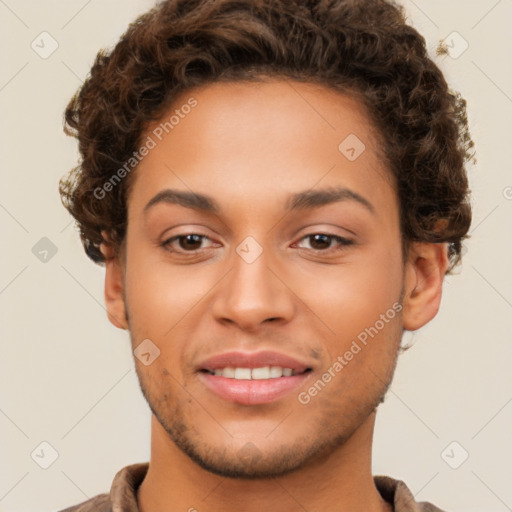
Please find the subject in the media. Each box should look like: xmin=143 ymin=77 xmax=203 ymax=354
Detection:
xmin=1 ymin=1 xmax=511 ymax=511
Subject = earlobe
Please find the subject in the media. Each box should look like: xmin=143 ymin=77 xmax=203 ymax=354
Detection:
xmin=402 ymin=242 xmax=449 ymax=331
xmin=100 ymin=236 xmax=128 ymax=330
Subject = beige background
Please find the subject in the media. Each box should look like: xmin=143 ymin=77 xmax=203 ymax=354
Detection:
xmin=1 ymin=1 xmax=511 ymax=511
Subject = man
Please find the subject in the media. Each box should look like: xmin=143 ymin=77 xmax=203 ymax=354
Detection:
xmin=59 ymin=0 xmax=474 ymax=510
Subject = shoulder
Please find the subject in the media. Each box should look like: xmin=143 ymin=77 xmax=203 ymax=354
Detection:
xmin=57 ymin=493 xmax=111 ymax=512
xmin=374 ymin=475 xmax=448 ymax=512
xmin=56 ymin=462 xmax=148 ymax=512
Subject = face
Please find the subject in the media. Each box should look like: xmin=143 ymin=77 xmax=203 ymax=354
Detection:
xmin=103 ymin=79 xmax=446 ymax=479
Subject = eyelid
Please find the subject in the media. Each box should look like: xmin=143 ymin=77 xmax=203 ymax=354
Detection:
xmin=161 ymin=231 xmax=355 ymax=255
xmin=161 ymin=232 xmax=216 ymax=251
xmin=293 ymin=233 xmax=354 ymax=251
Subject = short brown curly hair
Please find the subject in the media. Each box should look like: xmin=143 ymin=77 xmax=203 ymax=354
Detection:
xmin=60 ymin=0 xmax=474 ymax=272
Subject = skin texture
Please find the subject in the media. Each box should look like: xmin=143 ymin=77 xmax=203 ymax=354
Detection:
xmin=101 ymin=79 xmax=448 ymax=512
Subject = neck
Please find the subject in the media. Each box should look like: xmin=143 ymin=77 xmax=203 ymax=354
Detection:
xmin=137 ymin=412 xmax=392 ymax=512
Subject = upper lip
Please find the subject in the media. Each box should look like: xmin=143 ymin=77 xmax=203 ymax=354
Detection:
xmin=197 ymin=350 xmax=314 ymax=373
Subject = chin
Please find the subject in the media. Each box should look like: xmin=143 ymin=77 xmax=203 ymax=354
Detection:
xmin=156 ymin=404 xmax=353 ymax=480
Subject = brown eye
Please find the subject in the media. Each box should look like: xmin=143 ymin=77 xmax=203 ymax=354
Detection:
xmin=177 ymin=234 xmax=204 ymax=250
xmin=162 ymin=234 xmax=211 ymax=253
xmin=296 ymin=233 xmax=354 ymax=252
xmin=308 ymin=234 xmax=331 ymax=250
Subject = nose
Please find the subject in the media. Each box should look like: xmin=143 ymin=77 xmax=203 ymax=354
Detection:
xmin=211 ymin=241 xmax=295 ymax=331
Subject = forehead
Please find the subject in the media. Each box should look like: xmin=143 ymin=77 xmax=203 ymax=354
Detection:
xmin=128 ymin=79 xmax=395 ymax=218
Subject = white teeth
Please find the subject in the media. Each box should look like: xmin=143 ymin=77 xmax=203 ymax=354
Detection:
xmin=234 ymin=368 xmax=252 ymax=380
xmin=251 ymin=366 xmax=271 ymax=379
xmin=211 ymin=366 xmax=296 ymax=379
xmin=269 ymin=366 xmax=283 ymax=378
xmin=222 ymin=367 xmax=236 ymax=378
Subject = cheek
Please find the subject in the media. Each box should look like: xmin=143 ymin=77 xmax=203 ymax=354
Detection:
xmin=294 ymin=246 xmax=403 ymax=345
xmin=124 ymin=251 xmax=218 ymax=377
xmin=124 ymin=249 xmax=210 ymax=331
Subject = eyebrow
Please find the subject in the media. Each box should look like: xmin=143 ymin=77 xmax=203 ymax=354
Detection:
xmin=143 ymin=186 xmax=375 ymax=215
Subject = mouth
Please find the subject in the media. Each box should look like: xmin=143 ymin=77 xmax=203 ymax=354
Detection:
xmin=196 ymin=351 xmax=314 ymax=405
xmin=200 ymin=366 xmax=311 ymax=379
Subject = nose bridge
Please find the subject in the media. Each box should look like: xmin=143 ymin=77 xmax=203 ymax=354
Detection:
xmin=212 ymin=234 xmax=294 ymax=328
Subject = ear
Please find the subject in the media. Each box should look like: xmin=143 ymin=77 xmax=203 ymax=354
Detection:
xmin=100 ymin=233 xmax=128 ymax=330
xmin=402 ymin=242 xmax=449 ymax=331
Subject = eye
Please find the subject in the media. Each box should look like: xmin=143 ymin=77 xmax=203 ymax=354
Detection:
xmin=295 ymin=233 xmax=354 ymax=252
xmin=161 ymin=233 xmax=214 ymax=253
xmin=161 ymin=232 xmax=354 ymax=256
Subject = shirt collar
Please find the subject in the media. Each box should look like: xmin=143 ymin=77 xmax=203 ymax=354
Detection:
xmin=109 ymin=463 xmax=437 ymax=512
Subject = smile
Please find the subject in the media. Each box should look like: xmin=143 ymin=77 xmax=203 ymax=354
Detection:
xmin=201 ymin=366 xmax=309 ymax=379
xmin=196 ymin=350 xmax=315 ymax=405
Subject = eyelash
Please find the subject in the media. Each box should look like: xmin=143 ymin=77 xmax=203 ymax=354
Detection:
xmin=160 ymin=233 xmax=354 ymax=255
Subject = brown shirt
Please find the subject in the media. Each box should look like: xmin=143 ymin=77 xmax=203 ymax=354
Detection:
xmin=58 ymin=463 xmax=446 ymax=512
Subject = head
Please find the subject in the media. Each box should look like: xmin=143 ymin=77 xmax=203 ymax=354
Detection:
xmin=60 ymin=0 xmax=474 ymax=479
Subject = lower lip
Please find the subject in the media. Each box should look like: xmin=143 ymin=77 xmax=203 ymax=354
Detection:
xmin=198 ymin=371 xmax=312 ymax=405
